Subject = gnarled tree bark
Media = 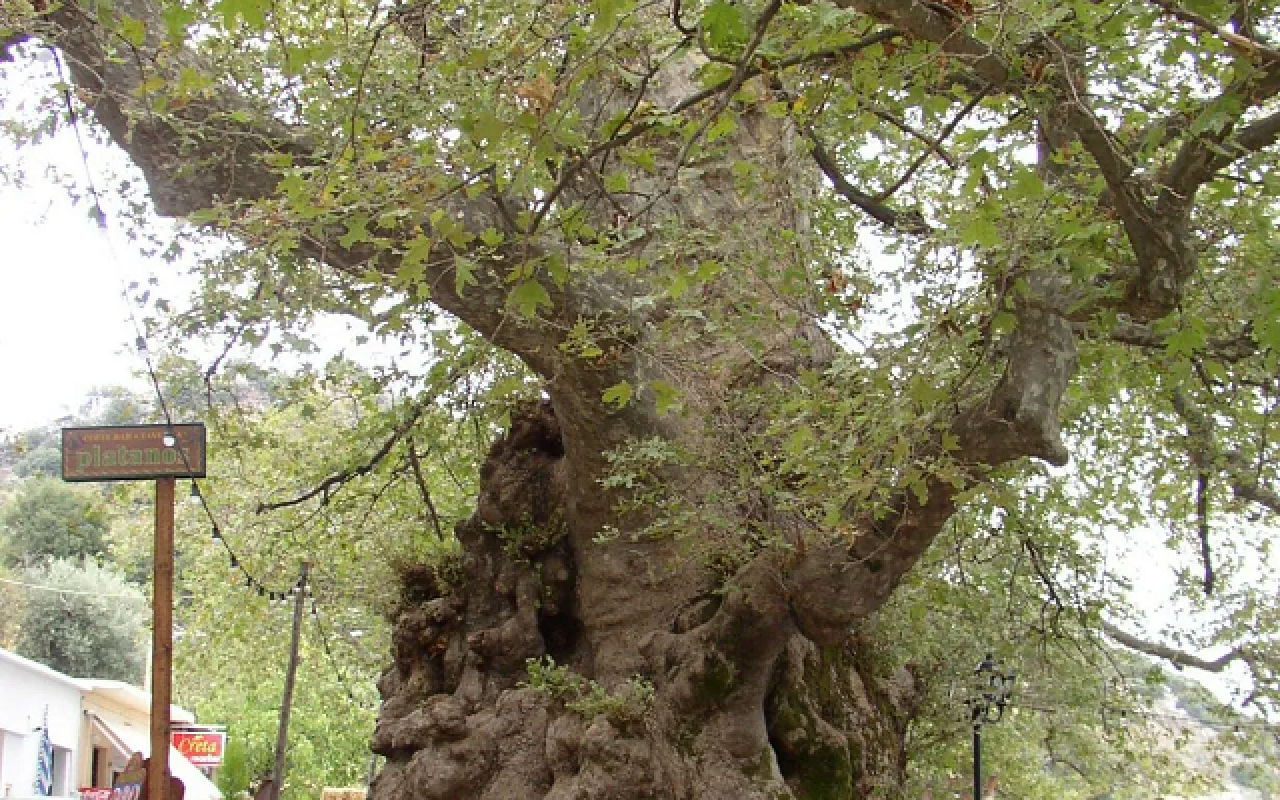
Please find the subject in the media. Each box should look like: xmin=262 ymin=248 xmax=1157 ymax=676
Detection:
xmin=18 ymin=0 xmax=1280 ymax=795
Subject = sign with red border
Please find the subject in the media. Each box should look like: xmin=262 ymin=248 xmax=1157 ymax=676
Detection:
xmin=171 ymin=731 xmax=225 ymax=768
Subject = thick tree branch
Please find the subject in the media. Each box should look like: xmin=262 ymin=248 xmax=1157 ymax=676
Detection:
xmin=1159 ymin=62 xmax=1280 ymax=211
xmin=1102 ymin=621 xmax=1254 ymax=674
xmin=33 ymin=0 xmax=578 ymax=376
xmin=825 ymin=0 xmax=1011 ymax=89
xmin=1108 ymin=321 xmax=1259 ymax=363
xmin=1196 ymin=471 xmax=1215 ymax=596
xmin=1215 ymin=106 xmax=1280 ymax=165
xmin=1172 ymin=389 xmax=1280 ymax=517
xmin=805 ymin=127 xmax=930 ymax=232
xmin=256 ymin=400 xmax=431 ymax=514
xmin=822 ymin=0 xmax=1276 ymax=323
xmin=1146 ymin=0 xmax=1280 ymax=64
xmin=789 ymin=281 xmax=1080 ymax=641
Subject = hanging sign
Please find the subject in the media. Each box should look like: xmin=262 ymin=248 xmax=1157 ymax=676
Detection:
xmin=110 ymin=754 xmax=147 ymax=800
xmin=171 ymin=731 xmax=226 ymax=768
xmin=62 ymin=424 xmax=206 ymax=482
xmin=110 ymin=755 xmax=184 ymax=800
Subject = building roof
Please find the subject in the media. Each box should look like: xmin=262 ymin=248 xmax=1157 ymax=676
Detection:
xmin=0 ymin=645 xmax=89 ymax=691
xmin=81 ymin=680 xmax=196 ymax=725
xmin=0 ymin=647 xmax=199 ymax=724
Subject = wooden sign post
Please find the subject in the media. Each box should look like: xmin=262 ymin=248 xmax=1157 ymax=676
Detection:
xmin=63 ymin=424 xmax=207 ymax=800
xmin=151 ymin=476 xmax=174 ymax=800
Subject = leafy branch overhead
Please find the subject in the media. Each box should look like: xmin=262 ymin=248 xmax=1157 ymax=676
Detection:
xmin=6 ymin=0 xmax=1280 ymax=796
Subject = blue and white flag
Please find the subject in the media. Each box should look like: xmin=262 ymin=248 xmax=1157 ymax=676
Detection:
xmin=34 ymin=706 xmax=53 ymax=796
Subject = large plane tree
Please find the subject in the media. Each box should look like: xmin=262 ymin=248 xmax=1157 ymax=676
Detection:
xmin=5 ymin=0 xmax=1280 ymax=797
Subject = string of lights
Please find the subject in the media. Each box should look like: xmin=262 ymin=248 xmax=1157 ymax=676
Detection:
xmin=50 ymin=46 xmax=315 ymax=604
xmin=49 ymin=47 xmax=390 ymax=736
xmin=312 ymin=605 xmax=375 ymax=710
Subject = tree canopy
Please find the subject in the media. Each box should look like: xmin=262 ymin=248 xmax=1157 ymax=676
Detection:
xmin=12 ymin=558 xmax=149 ymax=682
xmin=1 ymin=477 xmax=111 ymax=565
xmin=4 ymin=0 xmax=1280 ymax=797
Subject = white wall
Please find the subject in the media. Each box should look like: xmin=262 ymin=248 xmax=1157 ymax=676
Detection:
xmin=0 ymin=651 xmax=84 ymax=798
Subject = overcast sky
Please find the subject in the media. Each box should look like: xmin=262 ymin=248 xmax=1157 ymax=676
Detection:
xmin=0 ymin=135 xmax=155 ymax=433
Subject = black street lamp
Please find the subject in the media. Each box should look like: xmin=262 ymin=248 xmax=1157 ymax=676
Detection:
xmin=966 ymin=653 xmax=1015 ymax=800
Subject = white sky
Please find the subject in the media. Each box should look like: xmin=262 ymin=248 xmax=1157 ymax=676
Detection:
xmin=0 ymin=140 xmax=153 ymax=433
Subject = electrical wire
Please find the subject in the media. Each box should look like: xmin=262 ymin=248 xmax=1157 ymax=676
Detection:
xmin=312 ymin=604 xmax=375 ymax=710
xmin=990 ymin=693 xmax=1280 ymax=734
xmin=50 ymin=46 xmax=307 ymax=603
xmin=0 ymin=576 xmax=142 ymax=599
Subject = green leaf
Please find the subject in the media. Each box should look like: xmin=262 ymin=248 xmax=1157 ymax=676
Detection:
xmin=509 ymin=279 xmax=552 ymax=317
xmin=591 ymin=0 xmax=627 ymax=34
xmin=161 ymin=5 xmax=195 ymax=42
xmin=338 ymin=214 xmax=371 ymax=248
xmin=603 ymin=171 xmax=629 ymax=193
xmin=706 ymin=113 xmax=737 ymax=143
xmin=960 ymin=215 xmax=1000 ymax=248
xmin=546 ymin=252 xmax=569 ymax=288
xmin=702 ymin=1 xmax=747 ymax=50
xmin=989 ymin=311 xmax=1017 ymax=336
xmin=214 ymin=0 xmax=267 ymax=31
xmin=602 ymin=380 xmax=633 ymax=409
xmin=650 ymin=380 xmax=681 ymax=416
xmin=403 ymin=234 xmax=433 ymax=268
xmin=118 ymin=16 xmax=148 ymax=47
xmin=454 ymin=255 xmax=478 ymax=296
xmin=1165 ymin=322 xmax=1206 ymax=358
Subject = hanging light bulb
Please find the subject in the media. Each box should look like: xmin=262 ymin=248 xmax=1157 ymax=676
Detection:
xmin=189 ymin=481 xmax=202 ymax=504
xmin=229 ymin=554 xmax=239 ymax=569
xmin=212 ymin=525 xmax=222 ymax=541
xmin=162 ymin=428 xmax=176 ymax=448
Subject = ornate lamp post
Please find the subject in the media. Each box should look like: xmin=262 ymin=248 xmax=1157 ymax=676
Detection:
xmin=966 ymin=653 xmax=1015 ymax=800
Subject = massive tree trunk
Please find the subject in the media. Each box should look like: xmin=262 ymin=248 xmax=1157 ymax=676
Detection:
xmin=359 ymin=74 xmax=931 ymax=793
xmin=20 ymin=0 xmax=1277 ymax=795
xmin=371 ymin=401 xmax=924 ymax=799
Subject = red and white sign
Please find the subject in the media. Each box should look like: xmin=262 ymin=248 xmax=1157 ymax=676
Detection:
xmin=171 ymin=731 xmax=226 ymax=767
xmin=80 ymin=788 xmax=113 ymax=800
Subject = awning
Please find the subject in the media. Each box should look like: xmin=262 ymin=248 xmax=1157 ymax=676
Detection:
xmin=87 ymin=714 xmax=221 ymax=800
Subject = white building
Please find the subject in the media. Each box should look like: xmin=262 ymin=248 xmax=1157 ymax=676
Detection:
xmin=0 ymin=648 xmax=220 ymax=800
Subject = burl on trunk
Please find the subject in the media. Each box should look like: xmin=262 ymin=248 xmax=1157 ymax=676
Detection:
xmin=371 ymin=401 xmax=923 ymax=800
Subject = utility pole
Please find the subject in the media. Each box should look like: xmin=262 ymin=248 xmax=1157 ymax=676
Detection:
xmin=270 ymin=563 xmax=309 ymax=800
xmin=971 ymin=706 xmax=982 ymax=800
